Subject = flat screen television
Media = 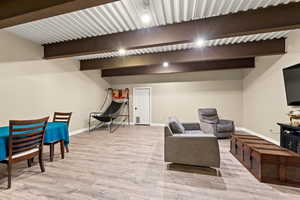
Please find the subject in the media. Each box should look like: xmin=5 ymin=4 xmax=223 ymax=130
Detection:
xmin=283 ymin=64 xmax=300 ymax=106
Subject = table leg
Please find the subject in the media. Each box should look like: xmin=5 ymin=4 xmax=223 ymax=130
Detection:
xmin=60 ymin=140 xmax=65 ymax=159
xmin=27 ymin=159 xmax=32 ymax=167
xmin=50 ymin=143 xmax=54 ymax=162
xmin=65 ymin=145 xmax=69 ymax=153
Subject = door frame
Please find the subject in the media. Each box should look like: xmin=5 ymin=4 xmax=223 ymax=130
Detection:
xmin=133 ymin=87 xmax=152 ymax=125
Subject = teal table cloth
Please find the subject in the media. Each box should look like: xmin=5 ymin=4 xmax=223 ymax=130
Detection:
xmin=0 ymin=122 xmax=69 ymax=161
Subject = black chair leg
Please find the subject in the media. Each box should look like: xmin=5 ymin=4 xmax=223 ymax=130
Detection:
xmin=27 ymin=159 xmax=32 ymax=167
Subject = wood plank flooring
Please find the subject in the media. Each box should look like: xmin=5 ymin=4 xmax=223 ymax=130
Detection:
xmin=0 ymin=126 xmax=300 ymax=199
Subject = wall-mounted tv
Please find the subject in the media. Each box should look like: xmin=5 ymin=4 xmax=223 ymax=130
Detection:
xmin=283 ymin=64 xmax=300 ymax=106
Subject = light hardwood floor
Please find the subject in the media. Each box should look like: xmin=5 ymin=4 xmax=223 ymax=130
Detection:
xmin=0 ymin=126 xmax=300 ymax=200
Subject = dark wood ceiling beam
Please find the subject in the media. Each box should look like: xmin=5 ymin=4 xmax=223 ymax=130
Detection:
xmin=80 ymin=39 xmax=285 ymax=70
xmin=0 ymin=0 xmax=118 ymax=29
xmin=101 ymin=58 xmax=255 ymax=77
xmin=45 ymin=2 xmax=298 ymax=59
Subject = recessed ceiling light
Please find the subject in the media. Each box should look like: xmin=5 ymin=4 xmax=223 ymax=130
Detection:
xmin=118 ymin=49 xmax=126 ymax=56
xmin=163 ymin=62 xmax=169 ymax=67
xmin=195 ymin=38 xmax=205 ymax=47
xmin=141 ymin=13 xmax=151 ymax=24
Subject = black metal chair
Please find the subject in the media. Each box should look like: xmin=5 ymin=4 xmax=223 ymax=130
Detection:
xmin=89 ymin=101 xmax=127 ymax=133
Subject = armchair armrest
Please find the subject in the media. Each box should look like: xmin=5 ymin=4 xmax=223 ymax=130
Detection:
xmin=182 ymin=122 xmax=200 ymax=130
xmin=219 ymin=119 xmax=235 ymax=131
xmin=200 ymin=119 xmax=217 ymax=124
xmin=219 ymin=119 xmax=234 ymax=124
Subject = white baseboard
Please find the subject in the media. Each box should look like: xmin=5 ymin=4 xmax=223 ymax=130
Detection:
xmin=235 ymin=127 xmax=244 ymax=132
xmin=150 ymin=123 xmax=165 ymax=127
xmin=115 ymin=122 xmax=165 ymax=126
xmin=237 ymin=127 xmax=279 ymax=145
xmin=69 ymin=125 xmax=279 ymax=145
xmin=113 ymin=122 xmax=134 ymax=126
xmin=69 ymin=127 xmax=89 ymax=136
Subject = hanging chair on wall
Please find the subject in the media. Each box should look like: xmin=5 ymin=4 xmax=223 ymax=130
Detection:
xmin=89 ymin=88 xmax=130 ymax=133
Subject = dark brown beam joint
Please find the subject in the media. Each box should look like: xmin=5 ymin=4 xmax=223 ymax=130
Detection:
xmin=45 ymin=2 xmax=297 ymax=59
xmin=0 ymin=0 xmax=118 ymax=29
xmin=101 ymin=58 xmax=255 ymax=77
xmin=80 ymin=38 xmax=285 ymax=71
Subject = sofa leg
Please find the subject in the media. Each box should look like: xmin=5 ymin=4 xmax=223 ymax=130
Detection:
xmin=216 ymin=169 xmax=221 ymax=177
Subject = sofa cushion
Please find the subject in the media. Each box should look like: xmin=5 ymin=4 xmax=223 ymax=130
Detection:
xmin=217 ymin=122 xmax=233 ymax=132
xmin=184 ymin=130 xmax=203 ymax=135
xmin=173 ymin=132 xmax=216 ymax=138
xmin=168 ymin=116 xmax=185 ymax=134
xmin=183 ymin=130 xmax=215 ymax=137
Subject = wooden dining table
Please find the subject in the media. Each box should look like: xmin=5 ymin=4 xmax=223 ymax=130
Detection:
xmin=0 ymin=122 xmax=69 ymax=161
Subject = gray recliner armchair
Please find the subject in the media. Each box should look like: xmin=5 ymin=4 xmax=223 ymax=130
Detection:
xmin=164 ymin=117 xmax=220 ymax=168
xmin=198 ymin=108 xmax=235 ymax=139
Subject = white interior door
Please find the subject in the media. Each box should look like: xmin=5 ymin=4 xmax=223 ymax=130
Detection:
xmin=133 ymin=88 xmax=151 ymax=125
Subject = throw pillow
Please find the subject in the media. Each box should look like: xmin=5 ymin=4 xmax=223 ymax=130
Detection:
xmin=168 ymin=116 xmax=185 ymax=134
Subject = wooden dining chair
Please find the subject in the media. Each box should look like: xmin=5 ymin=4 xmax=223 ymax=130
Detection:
xmin=0 ymin=117 xmax=49 ymax=189
xmin=45 ymin=112 xmax=72 ymax=162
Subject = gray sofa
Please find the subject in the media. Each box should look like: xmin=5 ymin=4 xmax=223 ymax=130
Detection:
xmin=198 ymin=108 xmax=235 ymax=139
xmin=164 ymin=117 xmax=220 ymax=168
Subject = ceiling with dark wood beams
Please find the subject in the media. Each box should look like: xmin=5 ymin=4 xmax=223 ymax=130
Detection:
xmin=4 ymin=0 xmax=299 ymax=76
xmin=43 ymin=2 xmax=300 ymax=59
xmin=80 ymin=39 xmax=286 ymax=70
xmin=0 ymin=0 xmax=118 ymax=29
xmin=101 ymin=58 xmax=255 ymax=77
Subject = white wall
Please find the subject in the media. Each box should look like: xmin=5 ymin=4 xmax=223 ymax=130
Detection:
xmin=4 ymin=26 xmax=300 ymax=143
xmin=109 ymin=69 xmax=244 ymax=126
xmin=243 ymin=30 xmax=300 ymax=141
xmin=109 ymin=30 xmax=300 ymax=144
xmin=0 ymin=30 xmax=110 ymax=131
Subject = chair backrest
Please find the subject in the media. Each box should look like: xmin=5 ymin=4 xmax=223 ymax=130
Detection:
xmin=103 ymin=101 xmax=124 ymax=116
xmin=198 ymin=108 xmax=219 ymax=123
xmin=53 ymin=112 xmax=72 ymax=127
xmin=8 ymin=116 xmax=49 ymax=160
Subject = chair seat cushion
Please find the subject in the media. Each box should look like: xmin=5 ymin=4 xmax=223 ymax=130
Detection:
xmin=217 ymin=122 xmax=233 ymax=132
xmin=168 ymin=116 xmax=185 ymax=134
xmin=6 ymin=148 xmax=39 ymax=160
xmin=179 ymin=130 xmax=215 ymax=137
xmin=184 ymin=130 xmax=203 ymax=135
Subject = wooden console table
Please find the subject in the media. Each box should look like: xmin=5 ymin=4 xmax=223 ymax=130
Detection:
xmin=230 ymin=134 xmax=300 ymax=187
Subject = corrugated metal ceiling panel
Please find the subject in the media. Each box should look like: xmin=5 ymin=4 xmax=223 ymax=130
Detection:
xmin=5 ymin=0 xmax=299 ymax=45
